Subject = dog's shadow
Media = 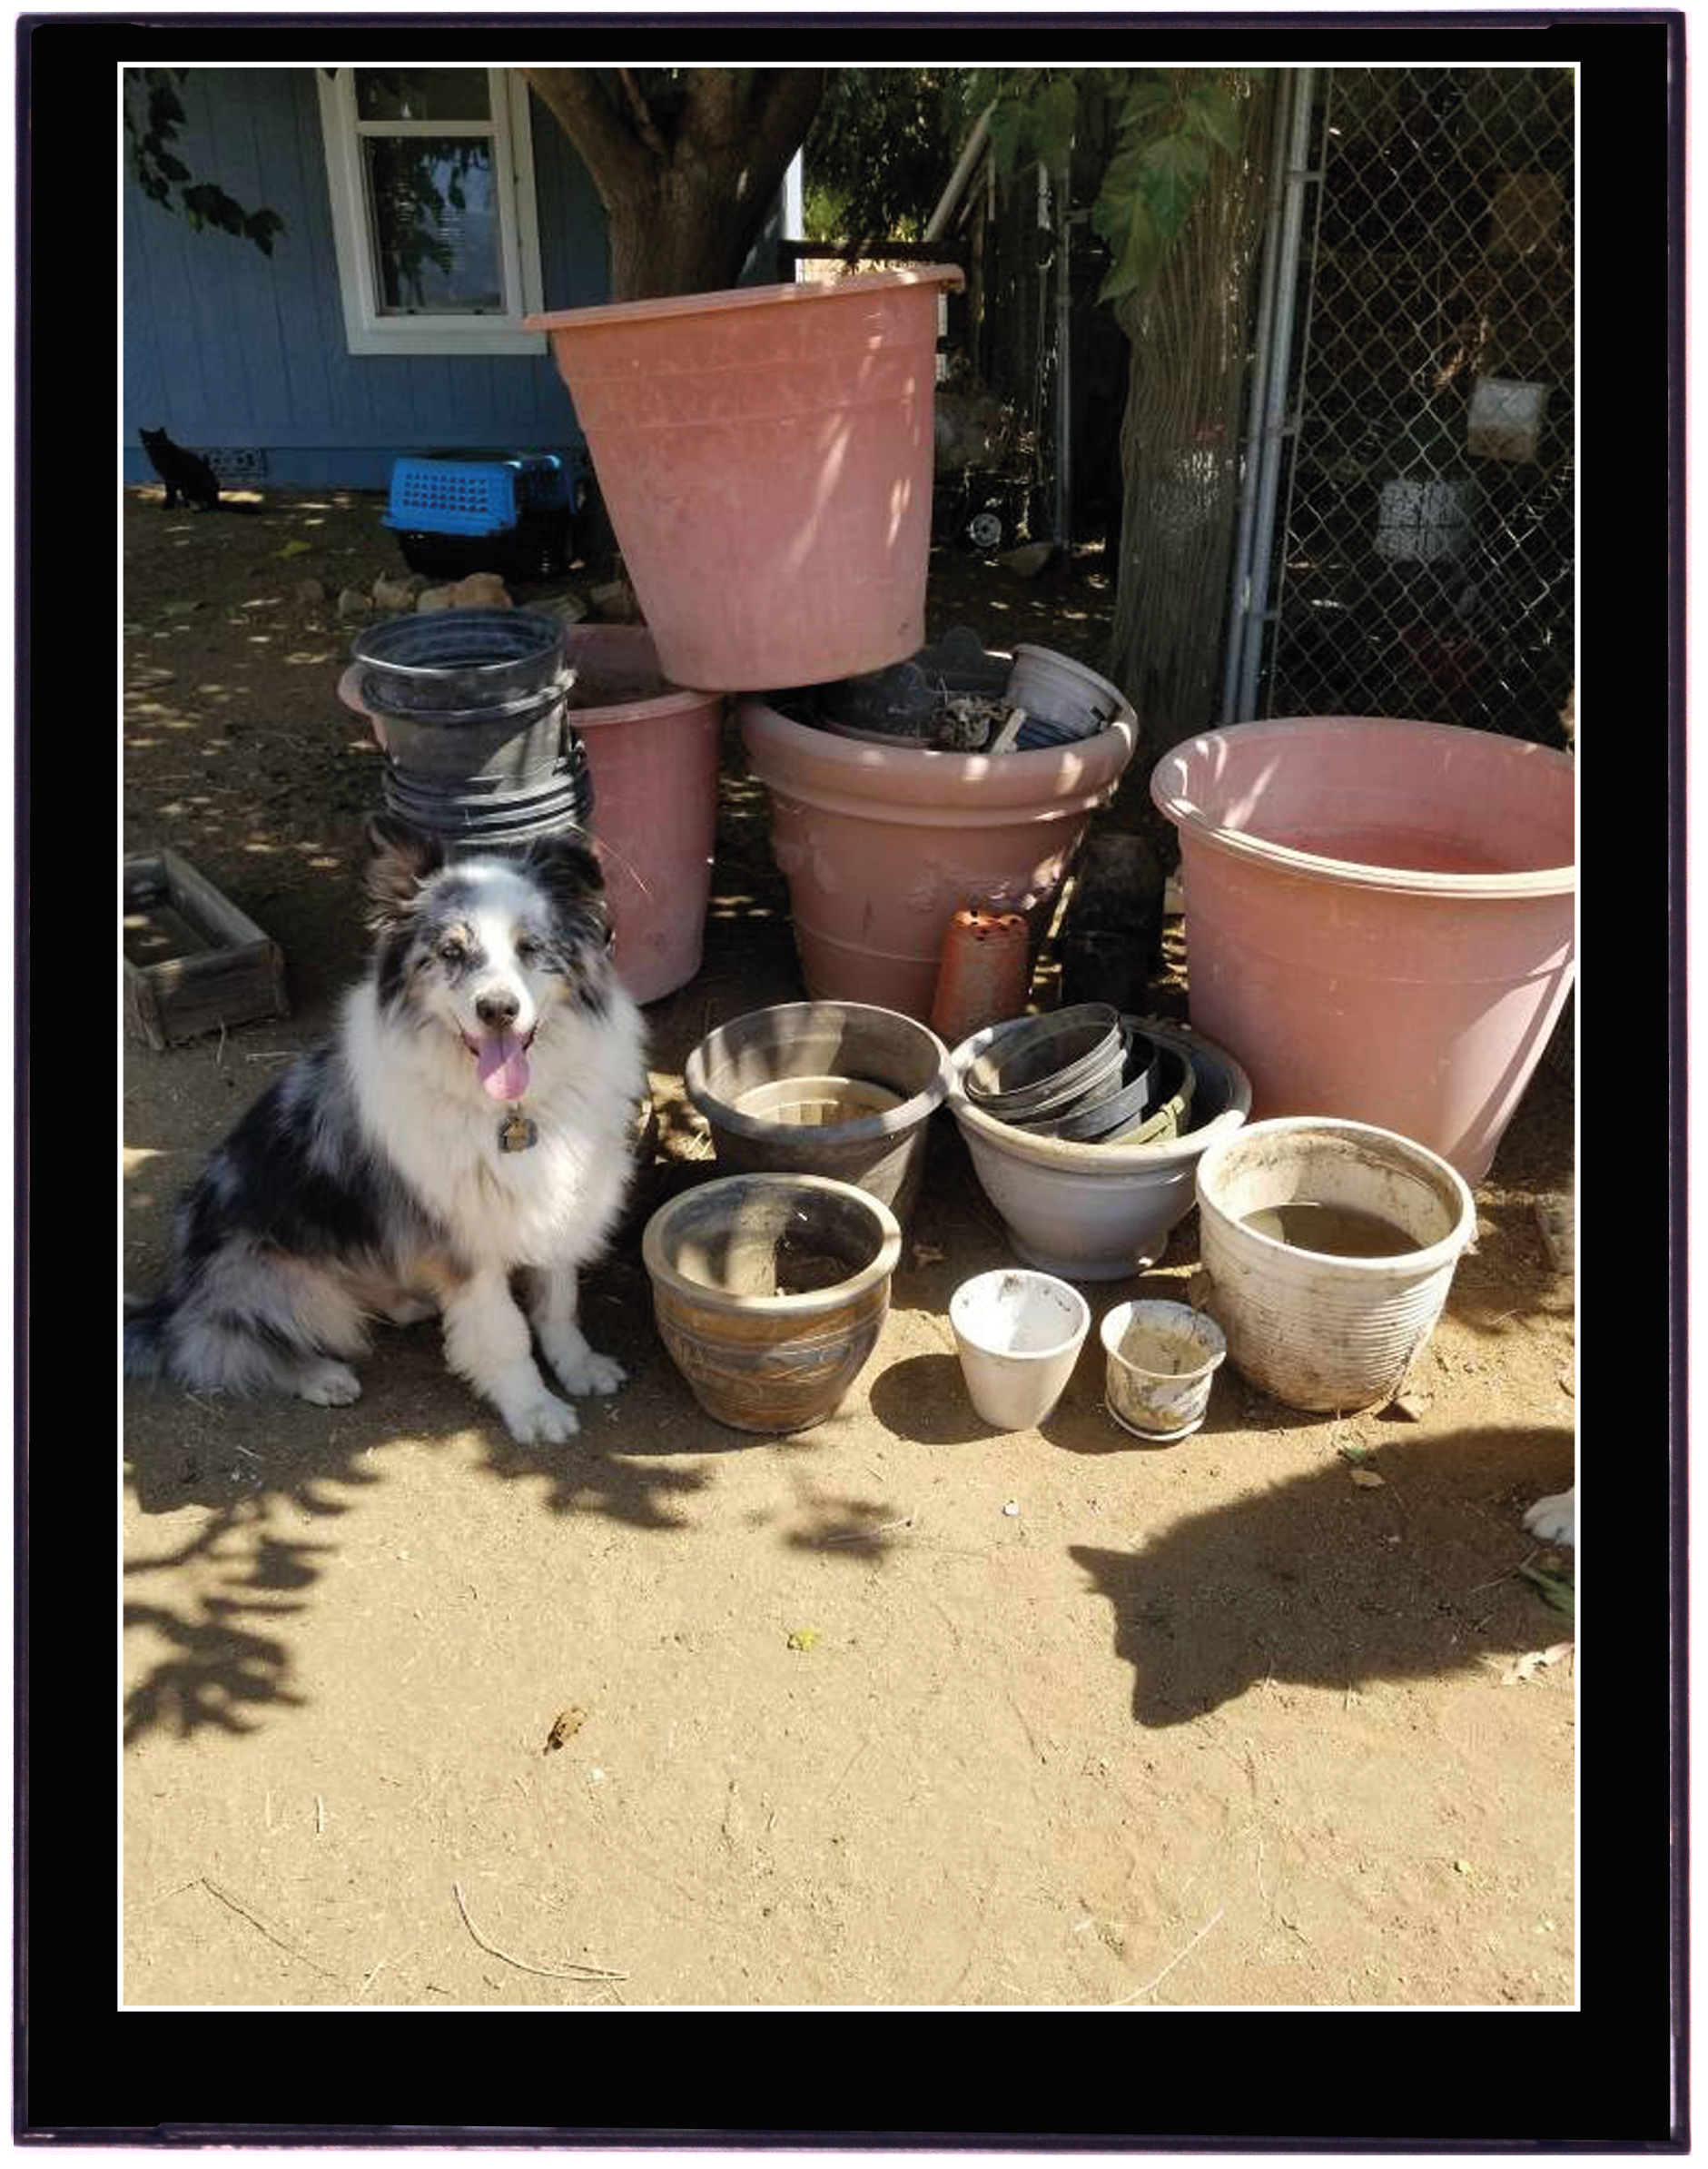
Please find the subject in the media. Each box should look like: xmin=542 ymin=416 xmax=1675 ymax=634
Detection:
xmin=122 ymin=1249 xmax=713 ymax=1746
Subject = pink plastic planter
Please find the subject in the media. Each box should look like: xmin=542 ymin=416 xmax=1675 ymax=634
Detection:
xmin=558 ymin=627 xmax=724 ymax=1004
xmin=1150 ymin=716 xmax=1575 ymax=1183
xmin=740 ymin=698 xmax=1135 ymax=1022
xmin=525 ymin=267 xmax=964 ymax=691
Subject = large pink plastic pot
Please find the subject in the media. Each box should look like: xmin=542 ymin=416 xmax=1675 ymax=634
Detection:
xmin=1150 ymin=716 xmax=1575 ymax=1183
xmin=739 ymin=699 xmax=1136 ymax=1022
xmin=525 ymin=267 xmax=964 ymax=691
xmin=558 ymin=627 xmax=724 ymax=1004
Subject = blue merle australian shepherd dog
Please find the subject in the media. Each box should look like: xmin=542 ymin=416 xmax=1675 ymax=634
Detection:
xmin=125 ymin=817 xmax=647 ymax=1445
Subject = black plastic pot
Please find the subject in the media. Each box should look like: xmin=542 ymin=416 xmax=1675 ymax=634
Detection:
xmin=1012 ymin=1029 xmax=1161 ymax=1140
xmin=350 ymin=609 xmax=569 ymax=717
xmin=381 ymin=735 xmax=594 ymax=857
xmin=963 ymin=1004 xmax=1125 ymax=1119
xmin=372 ymin=681 xmax=576 ymax=790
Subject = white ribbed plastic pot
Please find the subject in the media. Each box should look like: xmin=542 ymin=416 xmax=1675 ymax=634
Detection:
xmin=1193 ymin=1117 xmax=1476 ymax=1413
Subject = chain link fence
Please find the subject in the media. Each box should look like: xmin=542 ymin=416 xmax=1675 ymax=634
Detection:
xmin=1258 ymin=66 xmax=1575 ymax=743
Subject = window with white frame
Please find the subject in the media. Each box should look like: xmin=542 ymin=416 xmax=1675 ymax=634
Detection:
xmin=318 ymin=67 xmax=546 ymax=355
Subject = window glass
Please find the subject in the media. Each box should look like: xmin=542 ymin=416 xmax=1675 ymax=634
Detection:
xmin=354 ymin=69 xmax=492 ymax=124
xmin=363 ymin=138 xmax=503 ymax=313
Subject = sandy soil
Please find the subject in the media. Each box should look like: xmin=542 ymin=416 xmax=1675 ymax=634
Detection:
xmin=122 ymin=487 xmax=1575 ymax=2008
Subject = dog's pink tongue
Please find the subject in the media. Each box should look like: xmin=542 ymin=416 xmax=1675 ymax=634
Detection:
xmin=476 ymin=1032 xmax=530 ymax=1103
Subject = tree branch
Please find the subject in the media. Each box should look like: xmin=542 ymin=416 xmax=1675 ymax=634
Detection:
xmin=746 ymin=68 xmax=828 ymax=183
xmin=676 ymin=66 xmax=745 ymax=154
xmin=522 ymin=69 xmax=652 ymax=202
xmin=617 ymin=69 xmax=674 ymax=163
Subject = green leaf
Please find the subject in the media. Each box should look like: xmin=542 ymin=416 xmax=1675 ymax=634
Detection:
xmin=1184 ymin=84 xmax=1242 ymax=159
xmin=1098 ymin=193 xmax=1161 ymax=304
xmin=986 ymin=93 xmax=1027 ymax=183
xmin=1091 ymin=140 xmax=1152 ymax=240
xmin=1117 ymin=76 xmax=1176 ymax=135
xmin=1032 ymin=74 xmax=1078 ymax=172
xmin=1517 ymin=1562 xmax=1576 ymax=1617
xmin=1140 ymin=132 xmax=1211 ymax=243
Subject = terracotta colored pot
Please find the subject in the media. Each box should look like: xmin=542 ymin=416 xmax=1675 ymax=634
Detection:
xmin=525 ymin=267 xmax=964 ymax=690
xmin=738 ymin=699 xmax=1135 ymax=1021
xmin=558 ymin=627 xmax=724 ymax=1005
xmin=1151 ymin=716 xmax=1575 ymax=1183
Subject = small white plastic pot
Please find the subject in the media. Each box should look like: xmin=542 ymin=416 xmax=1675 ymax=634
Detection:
xmin=949 ymin=1268 xmax=1091 ymax=1431
xmin=1100 ymin=1299 xmax=1227 ymax=1441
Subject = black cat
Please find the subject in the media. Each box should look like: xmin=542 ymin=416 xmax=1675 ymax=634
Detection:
xmin=139 ymin=426 xmax=221 ymax=511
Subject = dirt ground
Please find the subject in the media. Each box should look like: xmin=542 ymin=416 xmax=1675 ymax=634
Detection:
xmin=122 ymin=486 xmax=1575 ymax=2009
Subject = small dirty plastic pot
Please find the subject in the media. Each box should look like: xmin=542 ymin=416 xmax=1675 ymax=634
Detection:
xmin=1193 ymin=1116 xmax=1475 ymax=1412
xmin=1006 ymin=646 xmax=1130 ymax=739
xmin=949 ymin=1268 xmax=1091 ymax=1431
xmin=1100 ymin=1299 xmax=1227 ymax=1441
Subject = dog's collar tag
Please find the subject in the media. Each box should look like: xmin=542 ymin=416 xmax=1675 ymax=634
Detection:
xmin=498 ymin=1108 xmax=538 ymax=1154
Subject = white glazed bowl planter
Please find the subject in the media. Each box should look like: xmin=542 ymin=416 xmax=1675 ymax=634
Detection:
xmin=946 ymin=1017 xmax=1253 ymax=1279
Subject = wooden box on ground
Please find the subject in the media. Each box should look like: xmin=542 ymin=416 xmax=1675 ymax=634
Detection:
xmin=123 ymin=849 xmax=289 ymax=1049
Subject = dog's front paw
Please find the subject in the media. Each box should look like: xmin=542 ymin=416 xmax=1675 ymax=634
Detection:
xmin=500 ymin=1388 xmax=581 ymax=1446
xmin=297 ymin=1360 xmax=362 ymax=1407
xmin=1525 ymin=1488 xmax=1575 ymax=1550
xmin=548 ymin=1344 xmax=627 ymax=1398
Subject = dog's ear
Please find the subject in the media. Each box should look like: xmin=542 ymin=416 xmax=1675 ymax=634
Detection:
xmin=365 ymin=815 xmax=444 ymax=930
xmin=524 ymin=829 xmax=605 ymax=902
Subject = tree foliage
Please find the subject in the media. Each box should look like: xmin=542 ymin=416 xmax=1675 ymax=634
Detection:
xmin=123 ymin=69 xmax=287 ymax=254
xmin=969 ymin=67 xmax=1250 ymax=303
xmin=800 ymin=68 xmax=980 ymax=243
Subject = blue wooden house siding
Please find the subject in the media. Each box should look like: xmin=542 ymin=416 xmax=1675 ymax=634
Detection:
xmin=123 ymin=70 xmax=610 ymax=488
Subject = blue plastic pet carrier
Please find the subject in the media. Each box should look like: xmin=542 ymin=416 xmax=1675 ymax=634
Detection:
xmin=383 ymin=454 xmax=578 ymax=582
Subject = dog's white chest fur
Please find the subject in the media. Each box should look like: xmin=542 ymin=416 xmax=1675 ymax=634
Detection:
xmin=342 ymin=981 xmax=645 ymax=1272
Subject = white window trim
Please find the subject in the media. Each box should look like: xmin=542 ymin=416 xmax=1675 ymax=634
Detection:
xmin=318 ymin=67 xmax=546 ymax=356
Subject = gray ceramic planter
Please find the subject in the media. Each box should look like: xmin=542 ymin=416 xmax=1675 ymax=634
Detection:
xmin=946 ymin=1016 xmax=1252 ymax=1279
xmin=686 ymin=1001 xmax=951 ymax=1232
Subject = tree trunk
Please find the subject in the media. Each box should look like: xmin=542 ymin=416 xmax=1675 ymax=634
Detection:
xmin=1103 ymin=77 xmax=1276 ymax=757
xmin=525 ymin=68 xmax=825 ymax=302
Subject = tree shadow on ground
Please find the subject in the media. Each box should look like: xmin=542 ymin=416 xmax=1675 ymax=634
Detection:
xmin=1071 ymin=1422 xmax=1575 ymax=1728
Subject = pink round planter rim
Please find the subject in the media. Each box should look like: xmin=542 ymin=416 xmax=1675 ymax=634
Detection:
xmin=557 ymin=632 xmax=723 ymax=722
xmin=1151 ymin=715 xmax=1575 ymax=901
xmin=524 ymin=264 xmax=964 ymax=340
xmin=740 ymin=699 xmax=1135 ymax=817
